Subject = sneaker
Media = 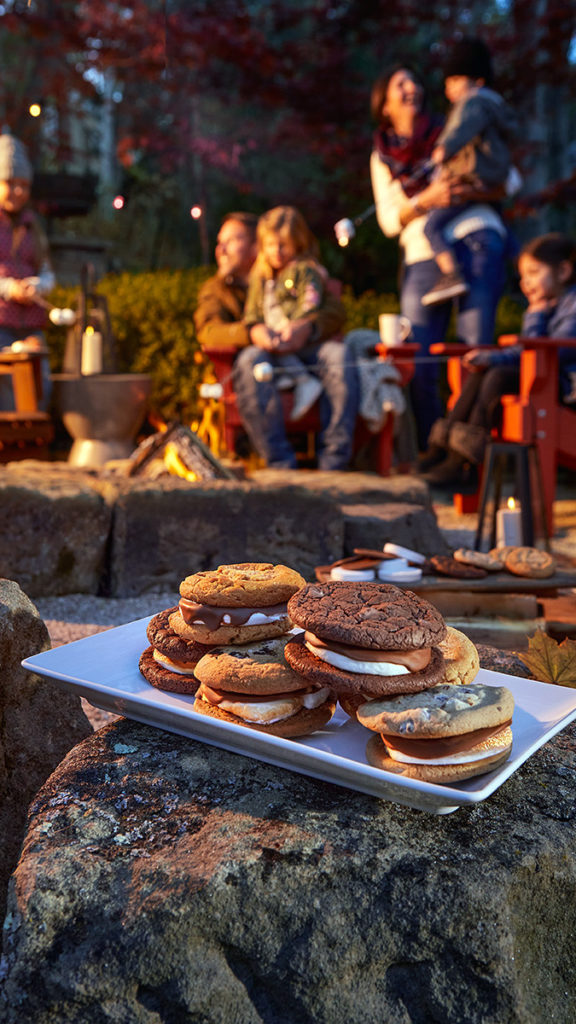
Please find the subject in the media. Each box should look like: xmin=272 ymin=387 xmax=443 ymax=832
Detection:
xmin=290 ymin=374 xmax=323 ymax=420
xmin=421 ymin=271 xmax=469 ymax=307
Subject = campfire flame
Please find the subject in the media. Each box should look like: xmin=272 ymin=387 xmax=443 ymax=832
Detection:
xmin=163 ymin=442 xmax=198 ymax=482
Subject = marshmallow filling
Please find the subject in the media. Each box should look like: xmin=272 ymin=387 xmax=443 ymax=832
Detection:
xmin=153 ymin=649 xmax=199 ymax=675
xmin=196 ymin=682 xmax=332 ymax=724
xmin=303 ymin=631 xmax=431 ymax=676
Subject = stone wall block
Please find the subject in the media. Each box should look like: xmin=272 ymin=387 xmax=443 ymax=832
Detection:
xmin=0 ymin=579 xmax=91 ymax=926
xmin=0 ymin=470 xmax=111 ymax=597
xmin=343 ymin=501 xmax=451 ymax=557
xmin=107 ymin=480 xmax=344 ymax=595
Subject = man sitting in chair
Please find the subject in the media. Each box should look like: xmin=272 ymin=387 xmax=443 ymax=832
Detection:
xmin=194 ymin=211 xmax=358 ymax=469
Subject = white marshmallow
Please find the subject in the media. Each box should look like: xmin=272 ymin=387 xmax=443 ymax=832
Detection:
xmin=305 ymin=640 xmax=409 ymax=676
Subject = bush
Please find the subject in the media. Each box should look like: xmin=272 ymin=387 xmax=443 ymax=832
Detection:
xmin=45 ymin=269 xmax=524 ymax=425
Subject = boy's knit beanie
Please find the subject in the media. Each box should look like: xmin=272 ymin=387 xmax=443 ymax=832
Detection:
xmin=0 ymin=135 xmax=33 ymax=182
xmin=443 ymin=37 xmax=494 ymax=86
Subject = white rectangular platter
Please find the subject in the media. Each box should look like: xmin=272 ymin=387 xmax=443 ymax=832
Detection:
xmin=22 ymin=616 xmax=576 ymax=815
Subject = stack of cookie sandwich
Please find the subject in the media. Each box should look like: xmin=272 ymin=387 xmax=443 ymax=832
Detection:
xmin=139 ymin=606 xmax=212 ymax=694
xmin=284 ymin=580 xmax=513 ymax=782
xmin=359 ymin=683 xmax=514 ymax=783
xmin=170 ymin=562 xmax=337 ymax=736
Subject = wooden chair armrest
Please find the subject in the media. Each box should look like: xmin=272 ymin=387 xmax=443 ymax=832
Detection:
xmin=498 ymin=334 xmax=576 ymax=350
xmin=375 ymin=342 xmax=420 ymax=359
xmin=429 ymin=343 xmax=471 ymax=357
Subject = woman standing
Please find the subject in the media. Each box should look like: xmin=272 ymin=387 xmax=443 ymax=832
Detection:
xmin=370 ymin=56 xmax=509 ymax=448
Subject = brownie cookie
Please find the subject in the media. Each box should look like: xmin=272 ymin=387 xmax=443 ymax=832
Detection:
xmin=285 ymin=632 xmax=446 ymax=698
xmin=453 ymin=548 xmax=504 ymax=571
xmin=430 ymin=555 xmax=487 ymax=579
xmin=194 ymin=636 xmax=305 ymax=694
xmin=287 ymin=582 xmax=446 ymax=650
xmin=504 ymin=547 xmax=556 ymax=579
xmin=139 ymin=646 xmax=199 ymax=695
xmin=146 ymin=607 xmax=212 ymax=664
xmin=180 ymin=562 xmax=305 ymax=607
xmin=437 ymin=626 xmax=480 ymax=686
xmin=339 ymin=693 xmax=365 ymax=720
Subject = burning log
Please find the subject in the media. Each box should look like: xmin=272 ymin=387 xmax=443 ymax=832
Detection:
xmin=126 ymin=422 xmax=236 ymax=481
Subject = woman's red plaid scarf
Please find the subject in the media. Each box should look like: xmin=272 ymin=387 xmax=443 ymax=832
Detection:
xmin=374 ymin=113 xmax=443 ymax=197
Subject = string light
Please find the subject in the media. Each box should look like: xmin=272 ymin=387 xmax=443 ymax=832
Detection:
xmin=190 ymin=205 xmax=202 ymax=219
xmin=29 ymin=104 xmax=42 ymax=118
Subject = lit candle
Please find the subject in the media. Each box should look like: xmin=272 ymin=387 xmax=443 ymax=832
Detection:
xmin=496 ymin=497 xmax=523 ymax=547
xmin=81 ymin=326 xmax=103 ymax=375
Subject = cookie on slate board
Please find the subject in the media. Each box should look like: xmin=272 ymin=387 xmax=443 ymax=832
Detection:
xmin=504 ymin=547 xmax=556 ymax=579
xmin=453 ymin=548 xmax=504 ymax=571
xmin=430 ymin=555 xmax=487 ymax=579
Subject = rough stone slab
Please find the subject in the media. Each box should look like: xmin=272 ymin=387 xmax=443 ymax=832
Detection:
xmin=250 ymin=468 xmax=431 ymax=507
xmin=1 ymin=654 xmax=574 ymax=1024
xmin=0 ymin=580 xmax=91 ymax=926
xmin=106 ymin=478 xmax=344 ymax=596
xmin=0 ymin=464 xmax=111 ymax=597
xmin=342 ymin=501 xmax=451 ymax=557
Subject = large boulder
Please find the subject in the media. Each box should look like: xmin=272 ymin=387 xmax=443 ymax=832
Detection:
xmin=106 ymin=478 xmax=344 ymax=595
xmin=0 ymin=580 xmax=91 ymax=926
xmin=2 ymin=651 xmax=575 ymax=1023
xmin=0 ymin=464 xmax=111 ymax=597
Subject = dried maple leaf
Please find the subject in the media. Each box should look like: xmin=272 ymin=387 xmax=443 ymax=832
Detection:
xmin=518 ymin=630 xmax=576 ymax=686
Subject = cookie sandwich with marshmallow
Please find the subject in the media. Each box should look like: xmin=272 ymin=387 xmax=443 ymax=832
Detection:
xmin=169 ymin=562 xmax=305 ymax=646
xmin=284 ymin=581 xmax=447 ymax=705
xmin=360 ymin=682 xmax=514 ymax=783
xmin=139 ymin=605 xmax=212 ymax=695
xmin=193 ymin=634 xmax=336 ymax=737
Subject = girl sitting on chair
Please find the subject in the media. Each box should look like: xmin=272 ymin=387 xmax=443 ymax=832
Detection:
xmin=420 ymin=232 xmax=576 ymax=490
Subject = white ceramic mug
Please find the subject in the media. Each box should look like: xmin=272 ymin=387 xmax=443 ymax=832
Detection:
xmin=378 ymin=313 xmax=411 ymax=347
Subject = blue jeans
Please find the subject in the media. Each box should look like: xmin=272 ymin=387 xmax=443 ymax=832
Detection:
xmin=423 ymin=204 xmax=472 ymax=257
xmin=401 ymin=228 xmax=507 ymax=448
xmin=233 ymin=340 xmax=359 ymax=470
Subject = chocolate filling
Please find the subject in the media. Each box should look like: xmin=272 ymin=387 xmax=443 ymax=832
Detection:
xmin=198 ymin=682 xmax=317 ymax=705
xmin=304 ymin=631 xmax=431 ymax=671
xmin=383 ymin=721 xmax=512 ymax=759
xmin=179 ymin=598 xmax=287 ymax=629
